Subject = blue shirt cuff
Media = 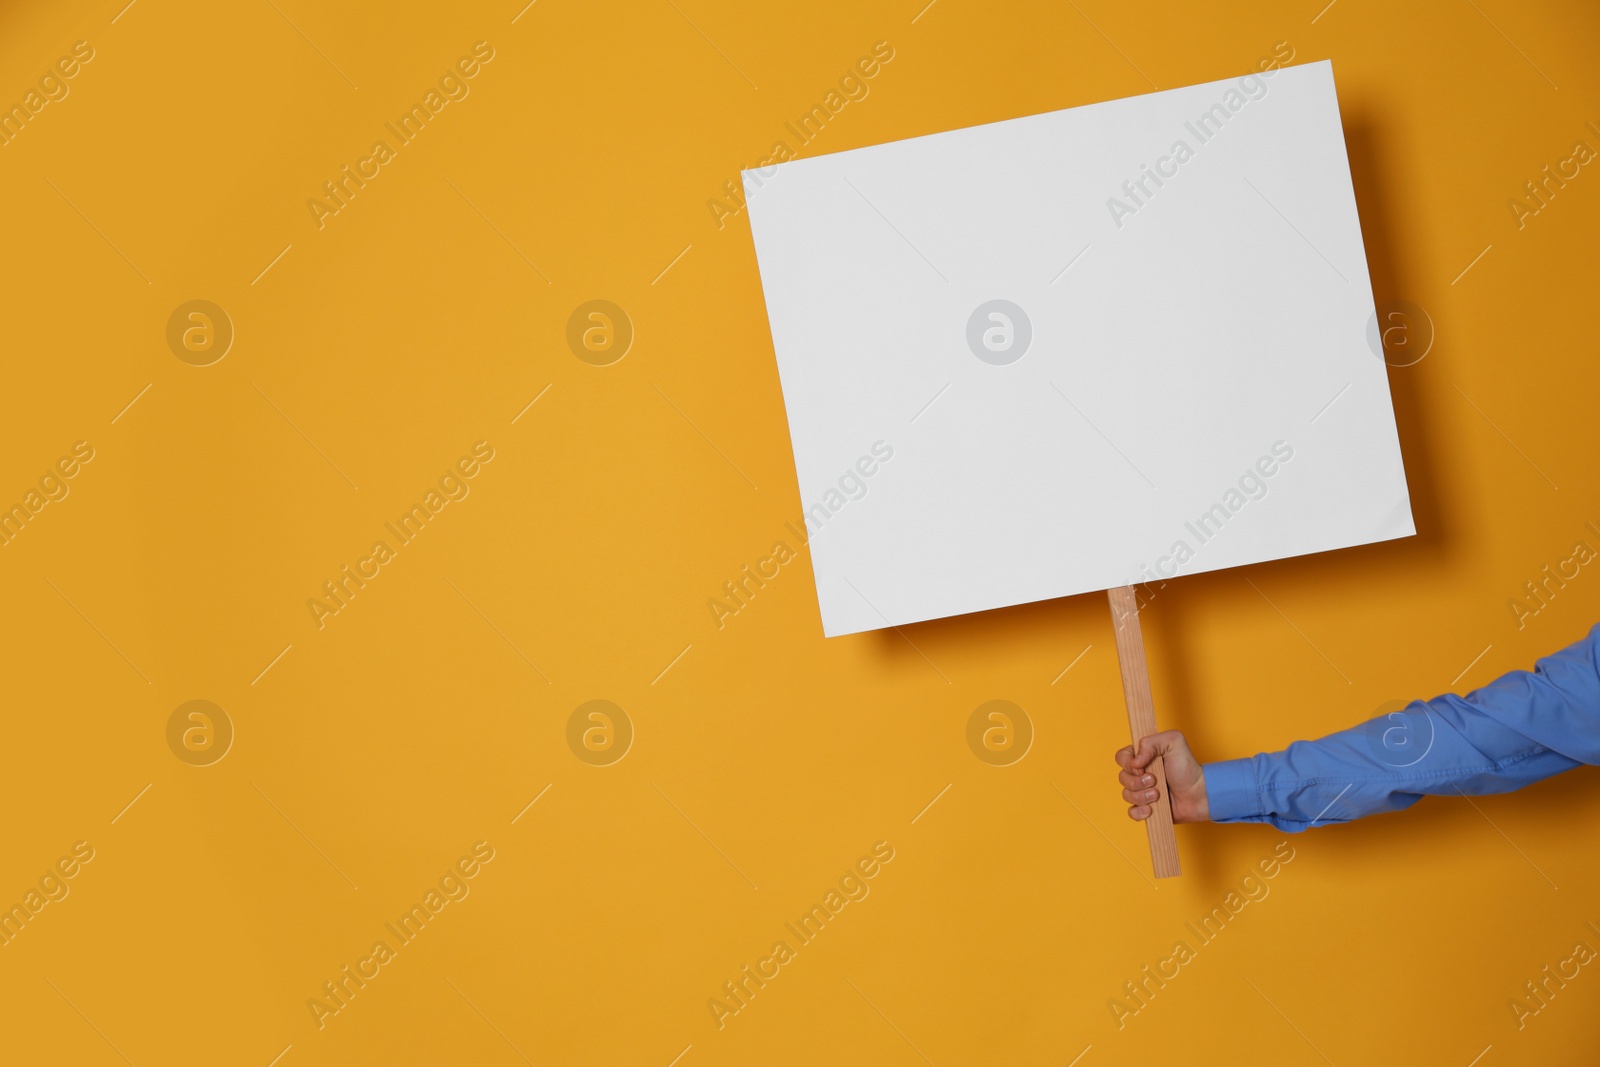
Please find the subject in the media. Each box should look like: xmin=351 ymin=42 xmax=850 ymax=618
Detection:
xmin=1203 ymin=757 xmax=1260 ymax=822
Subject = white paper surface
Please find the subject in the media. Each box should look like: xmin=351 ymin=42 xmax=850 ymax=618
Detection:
xmin=744 ymin=60 xmax=1414 ymax=638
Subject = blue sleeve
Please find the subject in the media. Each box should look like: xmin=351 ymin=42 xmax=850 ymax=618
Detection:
xmin=1204 ymin=623 xmax=1600 ymax=832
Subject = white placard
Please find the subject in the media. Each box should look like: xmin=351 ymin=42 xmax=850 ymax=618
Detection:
xmin=745 ymin=60 xmax=1414 ymax=637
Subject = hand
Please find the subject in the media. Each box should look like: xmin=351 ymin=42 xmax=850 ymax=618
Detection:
xmin=1115 ymin=730 xmax=1209 ymax=824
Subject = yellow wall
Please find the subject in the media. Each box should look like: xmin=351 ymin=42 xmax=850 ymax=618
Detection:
xmin=2 ymin=1 xmax=1597 ymax=1063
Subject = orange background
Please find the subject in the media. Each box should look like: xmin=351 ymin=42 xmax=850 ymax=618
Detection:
xmin=2 ymin=1 xmax=1598 ymax=1064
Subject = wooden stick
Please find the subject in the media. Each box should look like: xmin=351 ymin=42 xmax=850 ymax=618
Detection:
xmin=1106 ymin=586 xmax=1182 ymax=878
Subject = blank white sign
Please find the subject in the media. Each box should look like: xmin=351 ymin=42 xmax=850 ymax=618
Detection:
xmin=745 ymin=60 xmax=1414 ymax=638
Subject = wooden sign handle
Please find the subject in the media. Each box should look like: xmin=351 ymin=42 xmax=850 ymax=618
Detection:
xmin=1107 ymin=586 xmax=1182 ymax=878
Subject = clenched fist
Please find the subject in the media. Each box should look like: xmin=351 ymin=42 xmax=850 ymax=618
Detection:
xmin=1114 ymin=730 xmax=1210 ymax=824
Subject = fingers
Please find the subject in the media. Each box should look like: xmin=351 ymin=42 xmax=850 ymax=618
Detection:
xmin=1116 ymin=740 xmax=1167 ymax=820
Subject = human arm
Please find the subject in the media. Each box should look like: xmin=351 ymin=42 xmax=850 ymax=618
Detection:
xmin=1115 ymin=623 xmax=1600 ymax=832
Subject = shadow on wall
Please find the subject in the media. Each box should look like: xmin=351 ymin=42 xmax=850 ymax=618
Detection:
xmin=851 ymin=101 xmax=1451 ymax=674
xmin=1187 ymin=756 xmax=1600 ymax=891
xmin=841 ymin=97 xmax=1495 ymax=885
xmin=1144 ymin=102 xmax=1454 ymax=885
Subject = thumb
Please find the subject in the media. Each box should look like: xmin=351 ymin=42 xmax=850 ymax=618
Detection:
xmin=1134 ymin=731 xmax=1178 ymax=767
